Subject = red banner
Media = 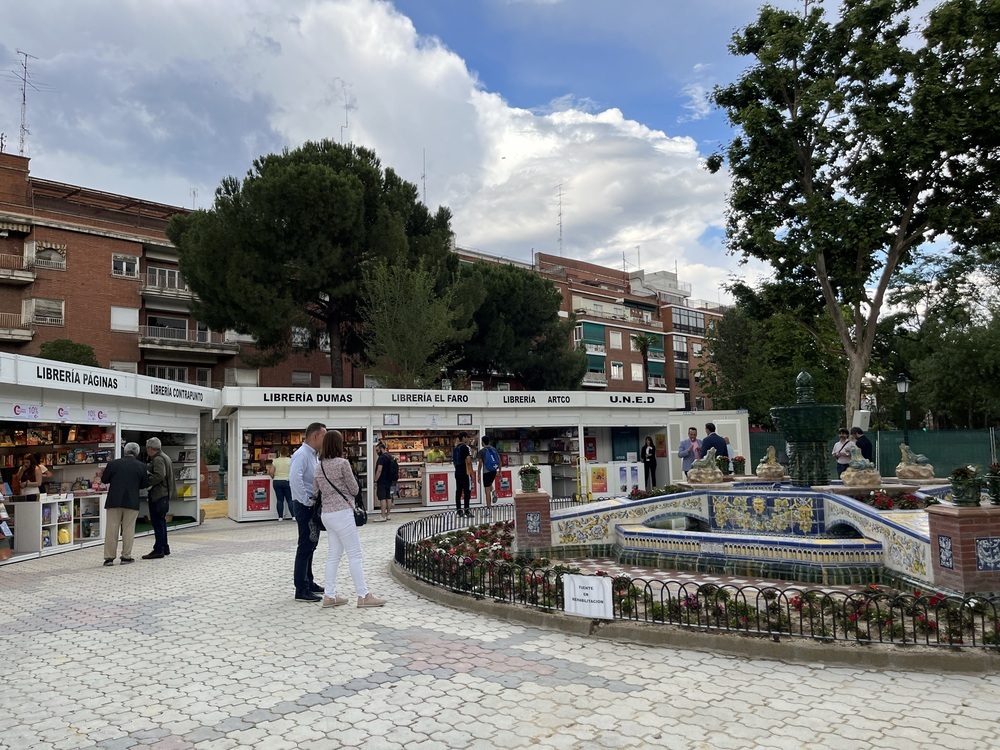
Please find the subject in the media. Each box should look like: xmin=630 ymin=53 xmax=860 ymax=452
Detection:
xmin=428 ymin=473 xmax=449 ymax=504
xmin=246 ymin=478 xmax=271 ymax=512
xmin=495 ymin=469 xmax=514 ymax=499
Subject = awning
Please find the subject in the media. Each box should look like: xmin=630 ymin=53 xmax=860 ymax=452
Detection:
xmin=586 ymin=353 xmax=606 ymax=370
xmin=0 ymin=220 xmax=31 ymax=234
xmin=37 ymin=241 xmax=68 ymax=251
xmin=647 ymin=360 xmax=665 ymax=377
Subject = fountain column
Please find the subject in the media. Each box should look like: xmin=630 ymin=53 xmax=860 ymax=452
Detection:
xmin=770 ymin=371 xmax=844 ymax=487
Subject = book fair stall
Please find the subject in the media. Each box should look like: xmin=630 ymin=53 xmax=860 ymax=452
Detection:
xmin=0 ymin=353 xmax=217 ymax=565
xmin=217 ymin=387 xmax=686 ymax=520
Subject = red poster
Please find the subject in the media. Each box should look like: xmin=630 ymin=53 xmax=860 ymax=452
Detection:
xmin=584 ymin=436 xmax=597 ymax=460
xmin=428 ymin=473 xmax=449 ymax=504
xmin=495 ymin=469 xmax=513 ymax=499
xmin=470 ymin=476 xmax=478 ymax=501
xmin=246 ymin=478 xmax=271 ymax=512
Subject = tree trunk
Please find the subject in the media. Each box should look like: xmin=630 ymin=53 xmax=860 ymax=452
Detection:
xmin=643 ymin=356 xmax=649 ymax=393
xmin=843 ymin=349 xmax=868 ymax=430
xmin=328 ymin=323 xmax=344 ymax=388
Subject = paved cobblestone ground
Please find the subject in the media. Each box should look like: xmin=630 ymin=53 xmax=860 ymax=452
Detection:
xmin=3 ymin=516 xmax=998 ymax=750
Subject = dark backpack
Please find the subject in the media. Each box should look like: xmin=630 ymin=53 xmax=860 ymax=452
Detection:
xmin=385 ymin=454 xmax=399 ymax=484
xmin=484 ymin=446 xmax=501 ymax=472
xmin=453 ymin=443 xmax=467 ymax=471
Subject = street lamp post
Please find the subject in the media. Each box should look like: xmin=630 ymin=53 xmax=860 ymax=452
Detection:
xmin=896 ymin=373 xmax=911 ymax=446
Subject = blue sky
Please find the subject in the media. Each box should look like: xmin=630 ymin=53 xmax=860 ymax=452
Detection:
xmin=0 ymin=0 xmax=806 ymax=301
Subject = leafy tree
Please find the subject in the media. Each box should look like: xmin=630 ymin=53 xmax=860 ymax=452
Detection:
xmin=37 ymin=339 xmax=99 ymax=367
xmin=630 ymin=333 xmax=655 ymax=393
xmin=708 ymin=0 xmax=1000 ymax=426
xmin=455 ymin=263 xmax=586 ymax=390
xmin=361 ymin=261 xmax=474 ymax=388
xmin=167 ymin=140 xmax=454 ymax=386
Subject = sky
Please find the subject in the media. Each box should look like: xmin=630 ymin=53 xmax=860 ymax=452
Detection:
xmin=0 ymin=0 xmax=820 ymax=303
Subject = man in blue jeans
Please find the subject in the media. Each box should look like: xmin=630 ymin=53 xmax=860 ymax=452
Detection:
xmin=290 ymin=422 xmax=327 ymax=602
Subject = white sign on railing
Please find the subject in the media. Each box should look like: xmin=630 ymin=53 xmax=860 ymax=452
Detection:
xmin=563 ymin=574 xmax=613 ymax=619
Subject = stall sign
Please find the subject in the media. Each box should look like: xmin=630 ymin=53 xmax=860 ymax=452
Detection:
xmin=246 ymin=478 xmax=271 ymax=512
xmin=428 ymin=473 xmax=449 ymax=503
xmin=12 ymin=403 xmax=41 ymax=419
xmin=495 ymin=470 xmax=513 ymax=499
xmin=590 ymin=467 xmax=608 ymax=494
xmin=584 ymin=436 xmax=597 ymax=461
xmin=563 ymin=574 xmax=613 ymax=619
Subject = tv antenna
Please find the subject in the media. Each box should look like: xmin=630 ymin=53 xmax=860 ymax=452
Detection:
xmin=16 ymin=50 xmax=37 ymax=156
xmin=421 ymin=148 xmax=427 ymax=205
xmin=555 ymin=184 xmax=565 ymax=256
xmin=339 ymin=81 xmax=350 ymax=144
xmin=189 ymin=188 xmax=198 ymax=210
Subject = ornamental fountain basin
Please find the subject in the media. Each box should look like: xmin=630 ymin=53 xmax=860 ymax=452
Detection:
xmin=549 ymin=484 xmax=934 ymax=588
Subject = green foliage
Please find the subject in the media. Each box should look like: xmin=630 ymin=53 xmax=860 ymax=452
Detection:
xmin=455 ymin=262 xmax=586 ymax=389
xmin=167 ymin=140 xmax=454 ymax=386
xmin=361 ymin=261 xmax=474 ymax=388
xmin=630 ymin=333 xmax=655 ymax=392
xmin=709 ymin=0 xmax=1000 ymax=424
xmin=37 ymin=339 xmax=99 ymax=367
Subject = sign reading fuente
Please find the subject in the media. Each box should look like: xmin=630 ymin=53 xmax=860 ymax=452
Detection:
xmin=562 ymin=573 xmax=614 ymax=620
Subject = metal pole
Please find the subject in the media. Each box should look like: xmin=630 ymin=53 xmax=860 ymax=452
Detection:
xmin=901 ymin=392 xmax=909 ymax=446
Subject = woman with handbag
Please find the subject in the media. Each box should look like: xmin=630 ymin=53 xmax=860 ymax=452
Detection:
xmin=312 ymin=430 xmax=385 ymax=609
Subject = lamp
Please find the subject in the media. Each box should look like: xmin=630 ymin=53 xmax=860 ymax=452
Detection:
xmin=896 ymin=373 xmax=911 ymax=445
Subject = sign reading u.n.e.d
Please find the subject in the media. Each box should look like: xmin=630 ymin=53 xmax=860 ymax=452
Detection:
xmin=563 ymin=574 xmax=614 ymax=620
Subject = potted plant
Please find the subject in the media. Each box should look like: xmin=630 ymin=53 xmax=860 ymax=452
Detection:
xmin=987 ymin=463 xmax=1000 ymax=506
xmin=731 ymin=455 xmax=746 ymax=475
xmin=518 ymin=463 xmax=541 ymax=493
xmin=949 ymin=464 xmax=983 ymax=507
xmin=201 ymin=440 xmax=222 ymax=470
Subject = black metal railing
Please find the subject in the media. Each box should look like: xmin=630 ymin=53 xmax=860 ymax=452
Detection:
xmin=394 ymin=509 xmax=1000 ymax=649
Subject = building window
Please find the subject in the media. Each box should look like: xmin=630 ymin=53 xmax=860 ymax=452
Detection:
xmin=364 ymin=375 xmax=383 ymax=388
xmin=291 ymin=370 xmax=312 ymax=387
xmin=675 ymin=362 xmax=690 ymax=389
xmin=147 ymin=266 xmax=186 ymax=290
xmin=497 ymin=383 xmax=510 ymax=391
xmin=673 ymin=335 xmax=688 ymax=361
xmin=23 ymin=298 xmax=64 ymax=326
xmin=593 ymin=303 xmax=603 ymax=314
xmin=573 ymin=325 xmax=583 ymax=344
xmin=196 ymin=368 xmax=212 ymax=388
xmin=109 ymin=361 xmax=137 ymax=374
xmin=692 ymin=342 xmax=703 ymax=357
xmin=470 ymin=381 xmax=484 ymax=391
xmin=319 ymin=375 xmax=333 ymax=388
xmin=225 ymin=367 xmax=259 ymax=386
xmin=610 ymin=362 xmax=624 ymax=380
xmin=110 ymin=306 xmax=139 ymax=332
xmin=609 ymin=331 xmax=622 ymax=350
xmin=695 ymin=397 xmax=705 ymax=410
xmin=440 ymin=379 xmax=452 ymax=390
xmin=34 ymin=247 xmax=67 ymax=271
xmin=145 ymin=315 xmax=187 ymax=340
xmin=631 ymin=363 xmax=644 ymax=381
xmin=291 ymin=327 xmax=311 ymax=349
xmin=147 ymin=365 xmax=187 ymax=383
xmin=673 ymin=309 xmax=705 ymax=335
xmin=318 ymin=330 xmax=330 ymax=352
xmin=112 ymin=254 xmax=140 ymax=279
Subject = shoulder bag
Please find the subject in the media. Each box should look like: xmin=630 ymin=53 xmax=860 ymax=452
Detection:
xmin=320 ymin=461 xmax=368 ymax=527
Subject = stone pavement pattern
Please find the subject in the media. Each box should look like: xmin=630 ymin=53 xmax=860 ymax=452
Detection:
xmin=2 ymin=517 xmax=999 ymax=750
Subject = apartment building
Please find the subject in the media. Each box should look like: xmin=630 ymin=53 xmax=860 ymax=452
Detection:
xmin=534 ymin=253 xmax=722 ymax=409
xmin=0 ymin=153 xmax=337 ymax=387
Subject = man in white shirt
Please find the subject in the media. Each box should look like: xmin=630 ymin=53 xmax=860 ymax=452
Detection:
xmin=290 ymin=422 xmax=327 ymax=602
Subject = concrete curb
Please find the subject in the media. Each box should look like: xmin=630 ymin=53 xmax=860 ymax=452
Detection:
xmin=390 ymin=562 xmax=1000 ymax=674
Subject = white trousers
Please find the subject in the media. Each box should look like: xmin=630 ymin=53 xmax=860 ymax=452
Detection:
xmin=321 ymin=508 xmax=370 ymax=599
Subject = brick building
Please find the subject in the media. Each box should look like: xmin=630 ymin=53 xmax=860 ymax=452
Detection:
xmin=1 ymin=154 xmax=721 ymax=402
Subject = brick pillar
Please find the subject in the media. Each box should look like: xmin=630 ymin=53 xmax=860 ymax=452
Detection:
xmin=513 ymin=491 xmax=551 ymax=556
xmin=927 ymin=504 xmax=1000 ymax=594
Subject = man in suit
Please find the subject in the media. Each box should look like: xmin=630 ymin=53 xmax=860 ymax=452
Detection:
xmin=101 ymin=442 xmax=149 ymax=566
xmin=700 ymin=422 xmax=728 ymax=466
xmin=851 ymin=427 xmax=874 ymax=462
xmin=143 ymin=437 xmax=175 ymax=560
xmin=677 ymin=427 xmax=701 ymax=477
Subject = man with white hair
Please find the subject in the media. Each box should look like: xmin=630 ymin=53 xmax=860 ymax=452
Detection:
xmin=100 ymin=442 xmax=149 ymax=566
xmin=143 ymin=437 xmax=175 ymax=560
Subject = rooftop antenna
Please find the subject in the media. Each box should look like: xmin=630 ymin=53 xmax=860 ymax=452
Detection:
xmin=189 ymin=188 xmax=198 ymax=210
xmin=16 ymin=50 xmax=38 ymax=156
xmin=556 ymin=184 xmax=564 ymax=256
xmin=339 ymin=81 xmax=350 ymax=144
xmin=0 ymin=133 xmax=5 ymax=154
xmin=421 ymin=148 xmax=427 ymax=205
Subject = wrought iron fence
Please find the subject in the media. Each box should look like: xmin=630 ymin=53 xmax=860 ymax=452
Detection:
xmin=394 ymin=508 xmax=1000 ymax=649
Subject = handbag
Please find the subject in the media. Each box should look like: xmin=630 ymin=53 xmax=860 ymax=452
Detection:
xmin=321 ymin=462 xmax=368 ymax=527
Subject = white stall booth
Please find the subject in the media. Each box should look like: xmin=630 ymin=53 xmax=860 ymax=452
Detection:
xmin=0 ymin=353 xmax=217 ymax=565
xmin=218 ymin=387 xmax=683 ymax=520
xmin=664 ymin=410 xmax=752 ymax=484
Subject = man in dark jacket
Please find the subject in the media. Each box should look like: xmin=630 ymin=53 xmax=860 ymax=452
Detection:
xmin=143 ymin=437 xmax=175 ymax=559
xmin=101 ymin=442 xmax=149 ymax=566
xmin=850 ymin=427 xmax=874 ymax=462
xmin=701 ymin=423 xmax=728 ymax=465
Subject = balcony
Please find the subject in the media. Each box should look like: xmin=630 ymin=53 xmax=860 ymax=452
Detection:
xmin=582 ymin=371 xmax=608 ymax=388
xmin=141 ymin=272 xmax=195 ymax=304
xmin=138 ymin=326 xmax=240 ymax=356
xmin=0 ymin=312 xmax=34 ymax=342
xmin=574 ymin=307 xmax=660 ymax=328
xmin=647 ymin=376 xmax=667 ymax=391
xmin=648 ymin=350 xmax=666 ymax=362
xmin=583 ymin=342 xmax=606 ymax=355
xmin=0 ymin=253 xmax=35 ymax=285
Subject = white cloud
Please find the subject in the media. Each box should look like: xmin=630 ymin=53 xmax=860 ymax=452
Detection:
xmin=0 ymin=0 xmax=737 ymax=302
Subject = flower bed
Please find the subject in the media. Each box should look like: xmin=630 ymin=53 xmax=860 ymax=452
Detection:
xmin=401 ymin=518 xmax=1000 ymax=648
xmin=841 ymin=489 xmax=938 ymax=511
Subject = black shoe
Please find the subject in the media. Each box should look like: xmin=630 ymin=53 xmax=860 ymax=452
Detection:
xmin=120 ymin=557 xmax=134 ymax=565
xmin=142 ymin=551 xmax=165 ymax=560
xmin=308 ymin=583 xmax=324 ymax=594
xmin=295 ymin=592 xmax=322 ymax=603
xmin=163 ymin=549 xmax=171 ymax=556
xmin=103 ymin=559 xmax=114 ymax=567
